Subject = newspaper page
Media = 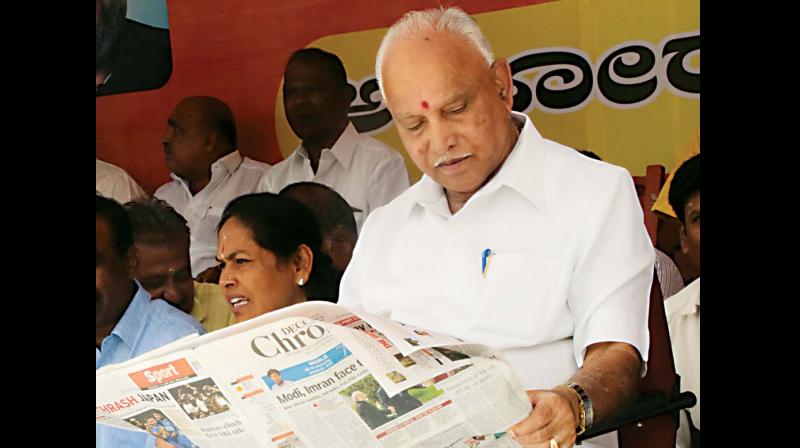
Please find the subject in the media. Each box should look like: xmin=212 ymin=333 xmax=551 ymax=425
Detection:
xmin=96 ymin=302 xmax=532 ymax=448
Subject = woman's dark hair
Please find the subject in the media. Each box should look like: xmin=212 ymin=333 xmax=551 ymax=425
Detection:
xmin=218 ymin=193 xmax=340 ymax=301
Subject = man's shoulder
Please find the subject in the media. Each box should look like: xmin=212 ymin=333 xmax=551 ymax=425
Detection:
xmin=355 ymin=134 xmax=404 ymax=162
xmin=96 ymin=159 xmax=128 ymax=182
xmin=240 ymin=156 xmax=273 ymax=173
xmin=153 ymin=179 xmax=180 ymax=199
xmin=665 ymin=278 xmax=700 ymax=322
xmin=143 ymin=298 xmax=205 ymax=338
xmin=270 ymin=152 xmax=300 ymax=176
xmin=542 ymin=139 xmax=630 ymax=184
xmin=358 ymin=180 xmax=422 ymax=230
xmin=534 ymin=138 xmax=633 ymax=208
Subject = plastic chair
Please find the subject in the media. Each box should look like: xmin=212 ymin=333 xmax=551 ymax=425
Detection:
xmin=632 ymin=165 xmax=667 ymax=246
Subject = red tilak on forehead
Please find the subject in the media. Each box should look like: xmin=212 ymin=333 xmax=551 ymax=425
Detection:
xmin=421 ymin=100 xmax=429 ymax=109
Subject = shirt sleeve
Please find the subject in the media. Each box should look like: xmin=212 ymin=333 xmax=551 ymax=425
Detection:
xmin=97 ymin=171 xmax=149 ymax=204
xmin=337 ymin=207 xmax=382 ymax=310
xmin=567 ymin=168 xmax=654 ymax=372
xmin=367 ymin=155 xmax=410 ymax=212
xmin=114 ymin=173 xmax=148 ymax=203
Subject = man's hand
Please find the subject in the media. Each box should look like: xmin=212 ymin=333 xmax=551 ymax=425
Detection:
xmin=510 ymin=342 xmax=642 ymax=448
xmin=510 ymin=389 xmax=578 ymax=448
xmin=195 ymin=265 xmax=221 ymax=283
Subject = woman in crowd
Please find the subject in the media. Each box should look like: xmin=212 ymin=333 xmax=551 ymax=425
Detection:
xmin=216 ymin=193 xmax=340 ymax=322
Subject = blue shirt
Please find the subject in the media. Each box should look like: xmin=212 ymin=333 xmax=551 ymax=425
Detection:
xmin=96 ymin=283 xmax=205 ymax=447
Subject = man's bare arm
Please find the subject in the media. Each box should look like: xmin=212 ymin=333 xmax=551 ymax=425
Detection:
xmin=560 ymin=341 xmax=641 ymax=423
xmin=511 ymin=341 xmax=641 ymax=448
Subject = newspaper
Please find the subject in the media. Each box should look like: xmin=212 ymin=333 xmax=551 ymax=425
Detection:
xmin=96 ymin=301 xmax=531 ymax=448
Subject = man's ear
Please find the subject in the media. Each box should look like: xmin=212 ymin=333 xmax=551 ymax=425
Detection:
xmin=204 ymin=130 xmax=219 ymax=153
xmin=125 ymin=245 xmax=140 ymax=278
xmin=679 ymin=223 xmax=689 ymax=255
xmin=490 ymin=58 xmax=514 ymax=111
xmin=341 ymin=83 xmax=357 ymax=111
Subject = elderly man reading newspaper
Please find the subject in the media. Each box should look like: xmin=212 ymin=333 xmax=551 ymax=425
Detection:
xmin=338 ymin=7 xmax=654 ymax=448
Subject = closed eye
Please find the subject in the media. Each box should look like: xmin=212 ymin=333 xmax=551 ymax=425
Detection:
xmin=448 ymin=104 xmax=466 ymax=114
xmin=408 ymin=121 xmax=424 ymax=131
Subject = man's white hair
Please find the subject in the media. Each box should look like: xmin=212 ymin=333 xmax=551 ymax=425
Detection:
xmin=375 ymin=7 xmax=495 ymax=99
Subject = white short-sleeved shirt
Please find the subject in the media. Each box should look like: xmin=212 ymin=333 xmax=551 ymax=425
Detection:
xmin=96 ymin=158 xmax=148 ymax=204
xmin=155 ymin=150 xmax=271 ymax=276
xmin=339 ymin=111 xmax=654 ymax=392
xmin=665 ymin=278 xmax=700 ymax=448
xmin=259 ymin=122 xmax=409 ymax=232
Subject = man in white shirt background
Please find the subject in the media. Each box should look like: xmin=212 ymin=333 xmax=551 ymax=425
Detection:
xmin=260 ymin=48 xmax=409 ymax=232
xmin=155 ymin=96 xmax=272 ymax=283
xmin=664 ymin=154 xmax=700 ymax=448
xmin=339 ymin=7 xmax=654 ymax=448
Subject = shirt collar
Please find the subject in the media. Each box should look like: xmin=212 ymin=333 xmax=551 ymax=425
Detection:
xmin=678 ymin=278 xmax=701 ymax=316
xmin=108 ymin=281 xmax=152 ymax=351
xmin=401 ymin=111 xmax=547 ymax=221
xmin=296 ymin=122 xmax=358 ymax=171
xmin=214 ymin=150 xmax=244 ymax=175
xmin=169 ymin=150 xmax=243 ymax=188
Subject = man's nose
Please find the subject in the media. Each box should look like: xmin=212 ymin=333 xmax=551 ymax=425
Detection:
xmin=429 ymin=120 xmax=457 ymax=156
xmin=162 ymin=128 xmax=173 ymax=146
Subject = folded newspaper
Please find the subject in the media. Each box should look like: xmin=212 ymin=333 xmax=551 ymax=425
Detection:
xmin=96 ymin=302 xmax=532 ymax=448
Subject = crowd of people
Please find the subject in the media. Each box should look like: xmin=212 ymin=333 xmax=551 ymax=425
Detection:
xmin=97 ymin=6 xmax=699 ymax=448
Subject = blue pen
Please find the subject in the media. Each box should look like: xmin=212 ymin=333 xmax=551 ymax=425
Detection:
xmin=481 ymin=248 xmax=494 ymax=277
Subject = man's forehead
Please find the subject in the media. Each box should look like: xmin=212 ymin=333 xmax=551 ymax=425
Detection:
xmin=286 ymin=55 xmax=333 ymax=76
xmin=684 ymin=191 xmax=701 ymax=210
xmin=284 ymin=61 xmax=338 ymax=88
xmin=171 ymin=100 xmax=206 ymax=125
xmin=136 ymin=243 xmax=188 ymax=268
xmin=383 ymin=32 xmax=488 ymax=106
xmin=385 ymin=30 xmax=486 ymax=74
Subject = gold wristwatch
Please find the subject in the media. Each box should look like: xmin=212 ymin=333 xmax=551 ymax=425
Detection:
xmin=559 ymin=382 xmax=594 ymax=436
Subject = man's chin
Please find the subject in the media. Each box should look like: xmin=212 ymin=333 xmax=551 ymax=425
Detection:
xmin=165 ymin=160 xmax=180 ymax=176
xmin=288 ymin=121 xmax=321 ymax=141
xmin=429 ymin=172 xmax=481 ymax=195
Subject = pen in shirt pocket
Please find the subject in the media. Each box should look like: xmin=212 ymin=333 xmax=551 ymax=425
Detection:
xmin=481 ymin=248 xmax=495 ymax=278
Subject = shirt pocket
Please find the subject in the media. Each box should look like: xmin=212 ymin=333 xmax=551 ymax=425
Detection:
xmin=193 ymin=206 xmax=226 ymax=247
xmin=471 ymin=253 xmax=560 ymax=345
